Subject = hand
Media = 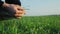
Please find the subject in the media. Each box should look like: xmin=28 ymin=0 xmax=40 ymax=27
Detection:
xmin=11 ymin=5 xmax=25 ymax=18
xmin=3 ymin=3 xmax=25 ymax=18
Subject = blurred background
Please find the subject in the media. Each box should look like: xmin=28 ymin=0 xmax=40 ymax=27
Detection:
xmin=2 ymin=0 xmax=60 ymax=16
xmin=21 ymin=0 xmax=60 ymax=16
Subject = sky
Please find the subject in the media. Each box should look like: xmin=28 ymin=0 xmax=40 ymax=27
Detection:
xmin=21 ymin=0 xmax=60 ymax=16
xmin=2 ymin=0 xmax=60 ymax=16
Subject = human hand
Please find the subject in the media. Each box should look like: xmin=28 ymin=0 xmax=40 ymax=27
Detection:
xmin=3 ymin=3 xmax=25 ymax=18
xmin=12 ymin=5 xmax=25 ymax=18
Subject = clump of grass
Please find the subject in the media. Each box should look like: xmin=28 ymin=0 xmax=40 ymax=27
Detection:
xmin=0 ymin=15 xmax=60 ymax=34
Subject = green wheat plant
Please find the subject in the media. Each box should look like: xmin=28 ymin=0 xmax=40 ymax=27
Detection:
xmin=0 ymin=15 xmax=60 ymax=34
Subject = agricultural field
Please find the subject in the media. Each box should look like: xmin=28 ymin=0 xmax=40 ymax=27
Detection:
xmin=0 ymin=15 xmax=60 ymax=34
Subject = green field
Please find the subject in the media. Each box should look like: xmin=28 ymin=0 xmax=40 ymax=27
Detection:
xmin=0 ymin=15 xmax=60 ymax=34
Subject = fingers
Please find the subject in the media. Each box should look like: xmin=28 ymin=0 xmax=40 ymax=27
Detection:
xmin=15 ymin=6 xmax=25 ymax=14
xmin=15 ymin=9 xmax=25 ymax=14
xmin=14 ymin=10 xmax=25 ymax=18
xmin=10 ymin=4 xmax=26 ymax=18
xmin=14 ymin=13 xmax=24 ymax=17
xmin=15 ymin=8 xmax=25 ymax=18
xmin=14 ymin=13 xmax=24 ymax=18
